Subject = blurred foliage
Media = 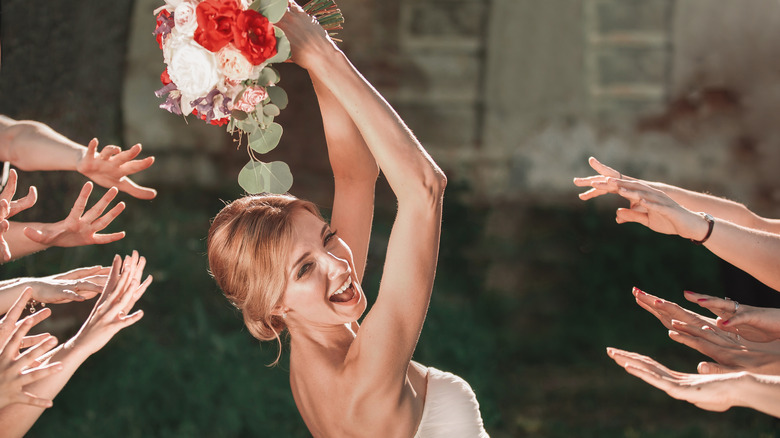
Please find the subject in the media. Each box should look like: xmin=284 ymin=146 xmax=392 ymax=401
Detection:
xmin=0 ymin=181 xmax=778 ymax=437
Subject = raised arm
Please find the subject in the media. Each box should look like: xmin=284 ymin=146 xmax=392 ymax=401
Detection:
xmin=0 ymin=115 xmax=157 ymax=199
xmin=574 ymin=157 xmax=780 ymax=233
xmin=311 ymin=74 xmax=379 ymax=283
xmin=279 ymin=3 xmax=446 ymax=385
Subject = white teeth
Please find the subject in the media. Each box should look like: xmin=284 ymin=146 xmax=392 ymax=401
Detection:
xmin=331 ymin=276 xmax=352 ymax=296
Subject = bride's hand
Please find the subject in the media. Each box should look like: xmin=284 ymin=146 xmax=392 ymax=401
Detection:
xmin=277 ymin=0 xmax=337 ymax=70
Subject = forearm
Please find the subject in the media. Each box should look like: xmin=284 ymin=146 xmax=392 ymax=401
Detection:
xmin=308 ymin=49 xmax=445 ymax=201
xmin=736 ymin=373 xmax=780 ymax=417
xmin=0 ymin=343 xmax=90 ymax=437
xmin=653 ymin=182 xmax=779 ymax=232
xmin=703 ymin=219 xmax=780 ymax=290
xmin=311 ymin=75 xmax=378 ymax=183
xmin=0 ymin=116 xmax=84 ymax=172
xmin=4 ymin=222 xmax=50 ymax=260
xmin=0 ymin=279 xmax=35 ymax=314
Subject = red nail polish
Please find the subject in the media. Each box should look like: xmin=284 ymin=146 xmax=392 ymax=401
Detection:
xmin=722 ymin=320 xmax=730 ymax=325
xmin=697 ymin=298 xmax=707 ymax=302
xmin=684 ymin=290 xmax=694 ymax=295
xmin=654 ymin=299 xmax=663 ymax=305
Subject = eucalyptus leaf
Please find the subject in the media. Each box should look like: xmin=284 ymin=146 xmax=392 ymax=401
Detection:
xmin=256 ymin=0 xmax=287 ymax=23
xmin=266 ymin=86 xmax=288 ymax=110
xmin=266 ymin=28 xmax=291 ymax=64
xmin=258 ymin=67 xmax=280 ymax=86
xmin=262 ymin=112 xmax=275 ymax=126
xmin=238 ymin=159 xmax=293 ymax=194
xmin=236 ymin=118 xmax=260 ymax=134
xmin=263 ymin=104 xmax=280 ymax=117
xmin=248 ymin=122 xmax=283 ymax=154
xmin=231 ymin=110 xmax=249 ymax=121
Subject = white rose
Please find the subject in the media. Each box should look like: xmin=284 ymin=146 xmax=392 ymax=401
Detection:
xmin=173 ymin=2 xmax=199 ymax=37
xmin=216 ymin=44 xmax=255 ymax=83
xmin=167 ymin=37 xmax=220 ymax=115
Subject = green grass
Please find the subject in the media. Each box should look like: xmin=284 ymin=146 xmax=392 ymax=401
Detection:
xmin=1 ymin=182 xmax=777 ymax=437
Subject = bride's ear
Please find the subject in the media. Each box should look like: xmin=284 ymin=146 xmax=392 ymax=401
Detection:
xmin=271 ymin=305 xmax=289 ymax=319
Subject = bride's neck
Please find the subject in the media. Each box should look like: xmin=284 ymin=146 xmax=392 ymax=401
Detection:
xmin=289 ymin=322 xmax=356 ymax=358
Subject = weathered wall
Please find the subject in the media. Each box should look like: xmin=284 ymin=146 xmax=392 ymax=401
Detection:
xmin=121 ymin=0 xmax=780 ymax=215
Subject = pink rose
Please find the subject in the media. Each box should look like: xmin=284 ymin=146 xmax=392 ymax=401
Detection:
xmin=216 ymin=44 xmax=254 ymax=82
xmin=233 ymin=86 xmax=268 ymax=112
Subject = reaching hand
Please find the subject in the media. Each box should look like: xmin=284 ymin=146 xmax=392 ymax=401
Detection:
xmin=21 ymin=265 xmax=111 ymax=304
xmin=68 ymin=251 xmax=151 ymax=357
xmin=686 ymin=291 xmax=780 ymax=343
xmin=75 ymin=138 xmax=156 ymax=200
xmin=607 ymin=347 xmax=742 ymax=413
xmin=0 ymin=169 xmax=38 ymax=262
xmin=0 ymin=289 xmax=63 ymax=409
xmin=633 ymin=288 xmax=780 ymax=374
xmin=573 ymin=157 xmax=635 ymax=201
xmin=0 ymin=169 xmax=37 ymax=219
xmin=23 ymin=182 xmax=126 ymax=248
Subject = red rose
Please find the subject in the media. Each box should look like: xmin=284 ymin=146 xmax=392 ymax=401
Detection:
xmin=233 ymin=9 xmax=277 ymax=65
xmin=194 ymin=0 xmax=241 ymax=53
xmin=161 ymin=69 xmax=172 ymax=85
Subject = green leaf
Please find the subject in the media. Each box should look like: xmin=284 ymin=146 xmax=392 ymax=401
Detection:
xmin=266 ymin=86 xmax=288 ymax=110
xmin=238 ymin=159 xmax=293 ymax=194
xmin=236 ymin=118 xmax=260 ymax=134
xmin=266 ymin=28 xmax=291 ymax=64
xmin=231 ymin=110 xmax=249 ymax=121
xmin=258 ymin=67 xmax=280 ymax=86
xmin=262 ymin=112 xmax=275 ymax=126
xmin=248 ymin=122 xmax=283 ymax=154
xmin=263 ymin=103 xmax=280 ymax=117
xmin=254 ymin=0 xmax=288 ymax=23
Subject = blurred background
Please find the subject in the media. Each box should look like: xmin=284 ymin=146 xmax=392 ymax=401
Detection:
xmin=2 ymin=0 xmax=780 ymax=436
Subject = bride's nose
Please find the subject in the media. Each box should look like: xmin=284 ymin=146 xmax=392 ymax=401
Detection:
xmin=325 ymin=252 xmax=348 ymax=280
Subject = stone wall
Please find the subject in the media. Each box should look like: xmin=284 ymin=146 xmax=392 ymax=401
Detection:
xmin=96 ymin=0 xmax=780 ymax=216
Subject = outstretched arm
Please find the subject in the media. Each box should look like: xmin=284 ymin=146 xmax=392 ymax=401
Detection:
xmin=0 ymin=115 xmax=156 ymax=199
xmin=608 ymin=347 xmax=780 ymax=418
xmin=584 ymin=176 xmax=780 ymax=291
xmin=574 ymin=157 xmax=780 ymax=233
xmin=0 ymin=252 xmax=151 ymax=437
xmin=3 ymin=182 xmax=126 ymax=260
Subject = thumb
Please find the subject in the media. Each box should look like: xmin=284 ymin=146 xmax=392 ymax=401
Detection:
xmin=698 ymin=361 xmax=736 ymax=374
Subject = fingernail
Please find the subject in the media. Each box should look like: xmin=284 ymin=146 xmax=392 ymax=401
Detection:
xmin=697 ymin=298 xmax=708 ymax=302
xmin=633 ymin=287 xmax=645 ymax=295
xmin=606 ymin=347 xmax=614 ymax=356
xmin=700 ymin=363 xmax=710 ymax=373
xmin=654 ymin=299 xmax=663 ymax=305
xmin=722 ymin=320 xmax=730 ymax=326
xmin=684 ymin=290 xmax=695 ymax=295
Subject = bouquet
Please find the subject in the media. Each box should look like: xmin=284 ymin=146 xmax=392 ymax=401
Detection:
xmin=154 ymin=0 xmax=343 ymax=194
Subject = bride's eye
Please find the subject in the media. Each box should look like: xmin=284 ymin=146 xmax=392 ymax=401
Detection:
xmin=297 ymin=262 xmax=313 ymax=279
xmin=323 ymin=230 xmax=337 ymax=246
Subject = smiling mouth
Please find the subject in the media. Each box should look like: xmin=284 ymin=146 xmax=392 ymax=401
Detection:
xmin=329 ymin=276 xmax=357 ymax=303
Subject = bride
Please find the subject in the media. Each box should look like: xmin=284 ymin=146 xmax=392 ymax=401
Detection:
xmin=207 ymin=2 xmax=488 ymax=437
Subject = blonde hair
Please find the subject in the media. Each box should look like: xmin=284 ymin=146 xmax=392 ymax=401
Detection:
xmin=207 ymin=194 xmax=322 ymax=362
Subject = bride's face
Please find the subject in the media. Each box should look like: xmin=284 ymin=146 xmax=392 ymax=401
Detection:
xmin=280 ymin=210 xmax=366 ymax=328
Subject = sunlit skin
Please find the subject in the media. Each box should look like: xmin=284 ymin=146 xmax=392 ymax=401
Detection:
xmin=279 ymin=209 xmax=367 ymax=338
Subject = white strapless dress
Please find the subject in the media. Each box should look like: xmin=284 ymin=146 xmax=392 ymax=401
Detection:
xmin=413 ymin=367 xmax=490 ymax=438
